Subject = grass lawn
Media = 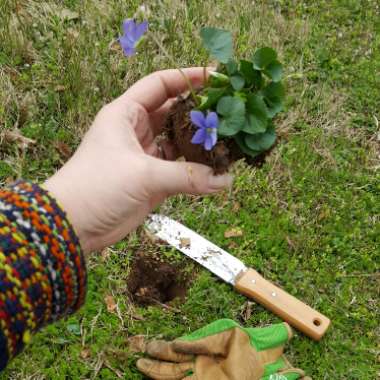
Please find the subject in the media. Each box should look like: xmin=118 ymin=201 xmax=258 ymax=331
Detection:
xmin=0 ymin=0 xmax=379 ymax=379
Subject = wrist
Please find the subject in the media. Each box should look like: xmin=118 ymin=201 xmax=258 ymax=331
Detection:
xmin=44 ymin=169 xmax=92 ymax=255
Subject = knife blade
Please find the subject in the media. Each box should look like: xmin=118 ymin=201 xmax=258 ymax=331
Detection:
xmin=146 ymin=214 xmax=330 ymax=341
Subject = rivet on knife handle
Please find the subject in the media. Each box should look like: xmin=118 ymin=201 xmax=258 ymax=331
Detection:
xmin=235 ymin=269 xmax=331 ymax=340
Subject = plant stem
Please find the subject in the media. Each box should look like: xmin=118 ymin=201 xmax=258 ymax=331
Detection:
xmin=148 ymin=31 xmax=199 ymax=105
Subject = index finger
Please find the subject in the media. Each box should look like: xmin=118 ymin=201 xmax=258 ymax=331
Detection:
xmin=121 ymin=67 xmax=209 ymax=112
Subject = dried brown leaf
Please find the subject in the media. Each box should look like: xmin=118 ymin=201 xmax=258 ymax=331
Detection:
xmin=54 ymin=85 xmax=67 ymax=92
xmin=80 ymin=348 xmax=91 ymax=359
xmin=3 ymin=130 xmax=35 ymax=149
xmin=104 ymin=295 xmax=117 ymax=313
xmin=179 ymin=237 xmax=191 ymax=248
xmin=54 ymin=141 xmax=72 ymax=160
xmin=224 ymin=227 xmax=243 ymax=238
xmin=228 ymin=241 xmax=238 ymax=250
xmin=240 ymin=301 xmax=254 ymax=322
xmin=127 ymin=335 xmax=147 ymax=353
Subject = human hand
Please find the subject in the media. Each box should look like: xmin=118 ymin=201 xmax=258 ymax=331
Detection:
xmin=44 ymin=68 xmax=233 ymax=254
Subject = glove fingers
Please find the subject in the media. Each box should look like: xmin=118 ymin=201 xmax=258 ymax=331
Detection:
xmin=173 ymin=330 xmax=232 ymax=357
xmin=146 ymin=340 xmax=194 ymax=362
xmin=136 ymin=358 xmax=194 ymax=380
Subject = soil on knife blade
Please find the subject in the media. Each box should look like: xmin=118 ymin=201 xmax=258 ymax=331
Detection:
xmin=165 ymin=95 xmax=273 ymax=174
xmin=127 ymin=252 xmax=188 ymax=306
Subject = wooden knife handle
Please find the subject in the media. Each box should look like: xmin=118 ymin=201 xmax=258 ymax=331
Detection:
xmin=235 ymin=268 xmax=330 ymax=340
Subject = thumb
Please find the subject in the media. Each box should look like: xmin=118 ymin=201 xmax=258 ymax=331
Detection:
xmin=147 ymin=158 xmax=234 ymax=196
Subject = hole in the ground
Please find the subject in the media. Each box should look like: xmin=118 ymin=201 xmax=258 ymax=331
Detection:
xmin=127 ymin=252 xmax=189 ymax=306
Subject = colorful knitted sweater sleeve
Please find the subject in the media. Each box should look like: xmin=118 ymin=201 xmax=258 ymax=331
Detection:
xmin=0 ymin=180 xmax=87 ymax=371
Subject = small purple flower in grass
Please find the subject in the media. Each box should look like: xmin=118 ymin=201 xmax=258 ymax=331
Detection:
xmin=119 ymin=19 xmax=148 ymax=57
xmin=190 ymin=110 xmax=219 ymax=151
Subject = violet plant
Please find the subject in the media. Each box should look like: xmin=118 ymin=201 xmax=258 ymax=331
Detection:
xmin=196 ymin=27 xmax=285 ymax=156
xmin=119 ymin=20 xmax=285 ymax=156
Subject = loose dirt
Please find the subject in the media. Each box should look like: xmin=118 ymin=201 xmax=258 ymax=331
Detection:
xmin=127 ymin=252 xmax=188 ymax=306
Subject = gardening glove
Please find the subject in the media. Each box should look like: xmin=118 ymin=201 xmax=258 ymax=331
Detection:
xmin=136 ymin=319 xmax=311 ymax=380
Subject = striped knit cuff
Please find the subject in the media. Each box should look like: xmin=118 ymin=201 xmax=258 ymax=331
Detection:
xmin=0 ymin=180 xmax=87 ymax=365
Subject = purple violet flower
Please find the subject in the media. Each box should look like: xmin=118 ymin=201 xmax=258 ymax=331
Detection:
xmin=190 ymin=110 xmax=219 ymax=151
xmin=119 ymin=19 xmax=148 ymax=57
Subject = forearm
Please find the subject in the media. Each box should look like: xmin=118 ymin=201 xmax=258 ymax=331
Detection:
xmin=0 ymin=181 xmax=87 ymax=371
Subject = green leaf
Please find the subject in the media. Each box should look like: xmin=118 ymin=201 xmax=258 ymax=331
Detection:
xmin=200 ymin=27 xmax=233 ymax=64
xmin=239 ymin=60 xmax=263 ymax=87
xmin=242 ymin=94 xmax=268 ymax=134
xmin=246 ymin=94 xmax=269 ymax=117
xmin=252 ymin=47 xmax=277 ymax=70
xmin=262 ymin=82 xmax=285 ymax=117
xmin=244 ymin=126 xmax=276 ymax=151
xmin=198 ymin=88 xmax=226 ymax=111
xmin=230 ymin=75 xmax=245 ymax=91
xmin=243 ymin=114 xmax=267 ymax=134
xmin=262 ymin=82 xmax=285 ymax=100
xmin=226 ymin=59 xmax=238 ymax=75
xmin=265 ymin=60 xmax=283 ymax=82
xmin=234 ymin=133 xmax=262 ymax=157
xmin=218 ymin=119 xmax=241 ymax=136
xmin=209 ymin=71 xmax=230 ymax=87
xmin=265 ymin=98 xmax=284 ymax=117
xmin=217 ymin=96 xmax=245 ymax=116
xmin=217 ymin=96 xmax=245 ymax=136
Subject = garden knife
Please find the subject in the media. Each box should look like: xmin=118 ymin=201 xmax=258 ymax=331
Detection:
xmin=145 ymin=214 xmax=330 ymax=341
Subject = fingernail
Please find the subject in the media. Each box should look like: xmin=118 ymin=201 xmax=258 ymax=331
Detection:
xmin=208 ymin=174 xmax=234 ymax=190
